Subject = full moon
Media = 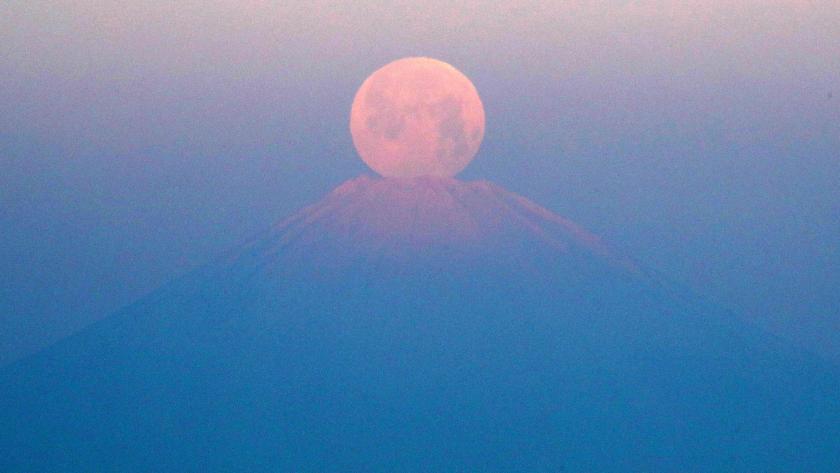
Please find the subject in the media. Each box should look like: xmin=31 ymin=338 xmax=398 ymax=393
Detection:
xmin=350 ymin=57 xmax=485 ymax=178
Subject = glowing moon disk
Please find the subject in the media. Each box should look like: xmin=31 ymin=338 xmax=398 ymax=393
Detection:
xmin=350 ymin=57 xmax=485 ymax=178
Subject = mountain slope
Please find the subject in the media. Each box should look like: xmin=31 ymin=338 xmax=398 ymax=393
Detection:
xmin=1 ymin=176 xmax=838 ymax=472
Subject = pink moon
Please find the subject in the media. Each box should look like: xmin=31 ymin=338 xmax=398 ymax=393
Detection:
xmin=350 ymin=57 xmax=486 ymax=178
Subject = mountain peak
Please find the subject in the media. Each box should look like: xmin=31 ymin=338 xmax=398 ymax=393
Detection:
xmin=234 ymin=175 xmax=634 ymax=277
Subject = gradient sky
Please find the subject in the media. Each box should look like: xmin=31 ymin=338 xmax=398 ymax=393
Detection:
xmin=1 ymin=0 xmax=839 ymax=364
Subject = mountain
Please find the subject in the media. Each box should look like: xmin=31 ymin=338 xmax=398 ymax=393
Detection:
xmin=1 ymin=176 xmax=838 ymax=472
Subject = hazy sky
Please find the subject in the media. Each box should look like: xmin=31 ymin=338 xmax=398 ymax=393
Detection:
xmin=1 ymin=0 xmax=839 ymax=364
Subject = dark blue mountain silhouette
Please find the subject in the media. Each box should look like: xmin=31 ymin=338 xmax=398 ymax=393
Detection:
xmin=2 ymin=176 xmax=838 ymax=472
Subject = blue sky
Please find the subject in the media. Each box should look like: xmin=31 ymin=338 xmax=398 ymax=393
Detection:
xmin=1 ymin=1 xmax=838 ymax=363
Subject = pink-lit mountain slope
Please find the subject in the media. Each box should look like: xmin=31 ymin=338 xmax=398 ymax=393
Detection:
xmin=230 ymin=175 xmax=634 ymax=280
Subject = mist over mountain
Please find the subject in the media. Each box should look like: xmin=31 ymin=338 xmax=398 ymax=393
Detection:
xmin=2 ymin=177 xmax=838 ymax=472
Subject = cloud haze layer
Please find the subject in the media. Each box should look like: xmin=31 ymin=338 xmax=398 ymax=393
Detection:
xmin=1 ymin=1 xmax=838 ymax=362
